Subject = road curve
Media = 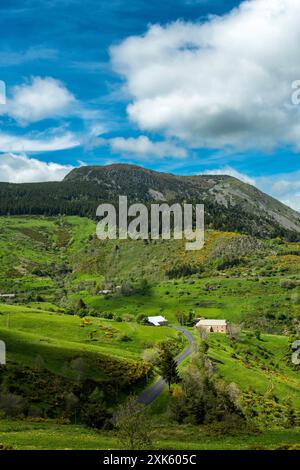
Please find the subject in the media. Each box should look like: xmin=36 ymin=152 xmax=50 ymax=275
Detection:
xmin=137 ymin=325 xmax=195 ymax=406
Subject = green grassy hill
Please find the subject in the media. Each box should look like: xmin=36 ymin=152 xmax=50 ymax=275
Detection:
xmin=208 ymin=333 xmax=300 ymax=406
xmin=0 ymin=304 xmax=179 ymax=366
xmin=0 ymin=215 xmax=299 ymax=450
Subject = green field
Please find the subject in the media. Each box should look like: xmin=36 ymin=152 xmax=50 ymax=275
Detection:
xmin=0 ymin=216 xmax=299 ymax=450
xmin=0 ymin=304 xmax=179 ymax=361
xmin=0 ymin=418 xmax=299 ymax=450
xmin=208 ymin=333 xmax=300 ymax=405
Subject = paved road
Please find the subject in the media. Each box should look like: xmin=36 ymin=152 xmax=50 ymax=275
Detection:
xmin=137 ymin=325 xmax=195 ymax=406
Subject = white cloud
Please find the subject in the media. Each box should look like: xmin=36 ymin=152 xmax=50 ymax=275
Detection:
xmin=281 ymin=194 xmax=300 ymax=212
xmin=4 ymin=77 xmax=75 ymax=123
xmin=109 ymin=135 xmax=187 ymax=158
xmin=0 ymin=47 xmax=58 ymax=67
xmin=203 ymin=166 xmax=256 ymax=185
xmin=257 ymin=171 xmax=300 ymax=212
xmin=111 ymin=0 xmax=300 ymax=151
xmin=86 ymin=132 xmax=187 ymax=159
xmin=0 ymin=153 xmax=74 ymax=183
xmin=0 ymin=130 xmax=80 ymax=152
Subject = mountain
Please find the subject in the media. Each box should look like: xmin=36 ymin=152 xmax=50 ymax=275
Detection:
xmin=0 ymin=163 xmax=299 ymax=240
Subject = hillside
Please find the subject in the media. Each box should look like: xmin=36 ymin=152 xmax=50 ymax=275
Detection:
xmin=0 ymin=164 xmax=300 ymax=240
xmin=0 ymin=216 xmax=299 ymax=335
xmin=0 ymin=215 xmax=299 ymax=450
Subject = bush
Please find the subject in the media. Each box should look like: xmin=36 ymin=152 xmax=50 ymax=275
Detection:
xmin=0 ymin=443 xmax=14 ymax=450
xmin=136 ymin=313 xmax=147 ymax=324
xmin=81 ymin=400 xmax=111 ymax=429
xmin=280 ymin=280 xmax=297 ymax=290
xmin=120 ymin=282 xmax=135 ymax=297
xmin=166 ymin=264 xmax=204 ymax=279
xmin=115 ymin=397 xmax=153 ymax=450
xmin=0 ymin=392 xmax=25 ymax=417
xmin=118 ymin=334 xmax=132 ymax=342
xmin=122 ymin=314 xmax=134 ymax=322
xmin=100 ymin=312 xmax=114 ymax=319
xmin=216 ymin=257 xmax=246 ymax=271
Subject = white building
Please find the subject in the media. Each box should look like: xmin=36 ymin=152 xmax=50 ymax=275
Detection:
xmin=98 ymin=289 xmax=113 ymax=295
xmin=147 ymin=316 xmax=168 ymax=327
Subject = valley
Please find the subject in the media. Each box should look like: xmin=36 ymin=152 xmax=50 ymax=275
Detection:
xmin=0 ymin=210 xmax=299 ymax=450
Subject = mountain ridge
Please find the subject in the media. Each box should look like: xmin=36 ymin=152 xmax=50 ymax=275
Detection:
xmin=64 ymin=163 xmax=300 ymax=232
xmin=0 ymin=163 xmax=299 ymax=241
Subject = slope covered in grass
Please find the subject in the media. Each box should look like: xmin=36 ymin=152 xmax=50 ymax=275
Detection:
xmin=208 ymin=333 xmax=300 ymax=406
xmin=0 ymin=418 xmax=299 ymax=450
xmin=0 ymin=304 xmax=178 ymax=361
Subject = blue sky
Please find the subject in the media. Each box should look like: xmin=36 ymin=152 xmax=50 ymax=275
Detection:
xmin=1 ymin=0 xmax=300 ymax=210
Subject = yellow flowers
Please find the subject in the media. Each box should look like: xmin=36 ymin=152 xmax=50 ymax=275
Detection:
xmin=80 ymin=317 xmax=92 ymax=328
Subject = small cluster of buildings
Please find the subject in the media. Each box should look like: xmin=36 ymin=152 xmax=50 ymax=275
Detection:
xmin=146 ymin=315 xmax=227 ymax=333
xmin=98 ymin=286 xmax=121 ymax=295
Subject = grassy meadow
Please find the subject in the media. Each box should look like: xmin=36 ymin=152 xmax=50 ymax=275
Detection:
xmin=0 ymin=216 xmax=299 ymax=450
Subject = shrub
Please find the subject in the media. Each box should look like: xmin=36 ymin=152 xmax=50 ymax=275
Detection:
xmin=115 ymin=396 xmax=153 ymax=450
xmin=0 ymin=392 xmax=25 ymax=417
xmin=122 ymin=314 xmax=134 ymax=322
xmin=0 ymin=443 xmax=14 ymax=450
xmin=81 ymin=400 xmax=111 ymax=429
xmin=118 ymin=334 xmax=132 ymax=342
xmin=280 ymin=280 xmax=297 ymax=290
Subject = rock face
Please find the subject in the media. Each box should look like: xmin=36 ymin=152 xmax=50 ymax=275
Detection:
xmin=0 ymin=163 xmax=300 ymax=240
xmin=64 ymin=164 xmax=300 ymax=237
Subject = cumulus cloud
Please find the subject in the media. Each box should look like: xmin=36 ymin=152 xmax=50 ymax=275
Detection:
xmin=3 ymin=77 xmax=75 ymax=123
xmin=257 ymin=171 xmax=300 ymax=212
xmin=109 ymin=135 xmax=187 ymax=158
xmin=281 ymin=194 xmax=300 ymax=212
xmin=111 ymin=0 xmax=300 ymax=150
xmin=0 ymin=129 xmax=80 ymax=152
xmin=0 ymin=153 xmax=74 ymax=183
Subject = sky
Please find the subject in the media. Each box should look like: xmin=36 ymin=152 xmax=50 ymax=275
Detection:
xmin=1 ymin=0 xmax=300 ymax=210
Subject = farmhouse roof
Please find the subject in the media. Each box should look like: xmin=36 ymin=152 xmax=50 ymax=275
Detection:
xmin=197 ymin=319 xmax=227 ymax=326
xmin=148 ymin=315 xmax=168 ymax=326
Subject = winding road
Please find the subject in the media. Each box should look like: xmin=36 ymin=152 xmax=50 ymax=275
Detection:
xmin=137 ymin=325 xmax=195 ymax=406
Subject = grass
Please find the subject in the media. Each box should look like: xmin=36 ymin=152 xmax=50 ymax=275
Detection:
xmin=76 ymin=274 xmax=300 ymax=328
xmin=208 ymin=333 xmax=300 ymax=406
xmin=0 ymin=216 xmax=299 ymax=450
xmin=0 ymin=304 xmax=180 ymax=383
xmin=0 ymin=216 xmax=299 ymax=330
xmin=0 ymin=305 xmax=179 ymax=358
xmin=0 ymin=418 xmax=299 ymax=450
